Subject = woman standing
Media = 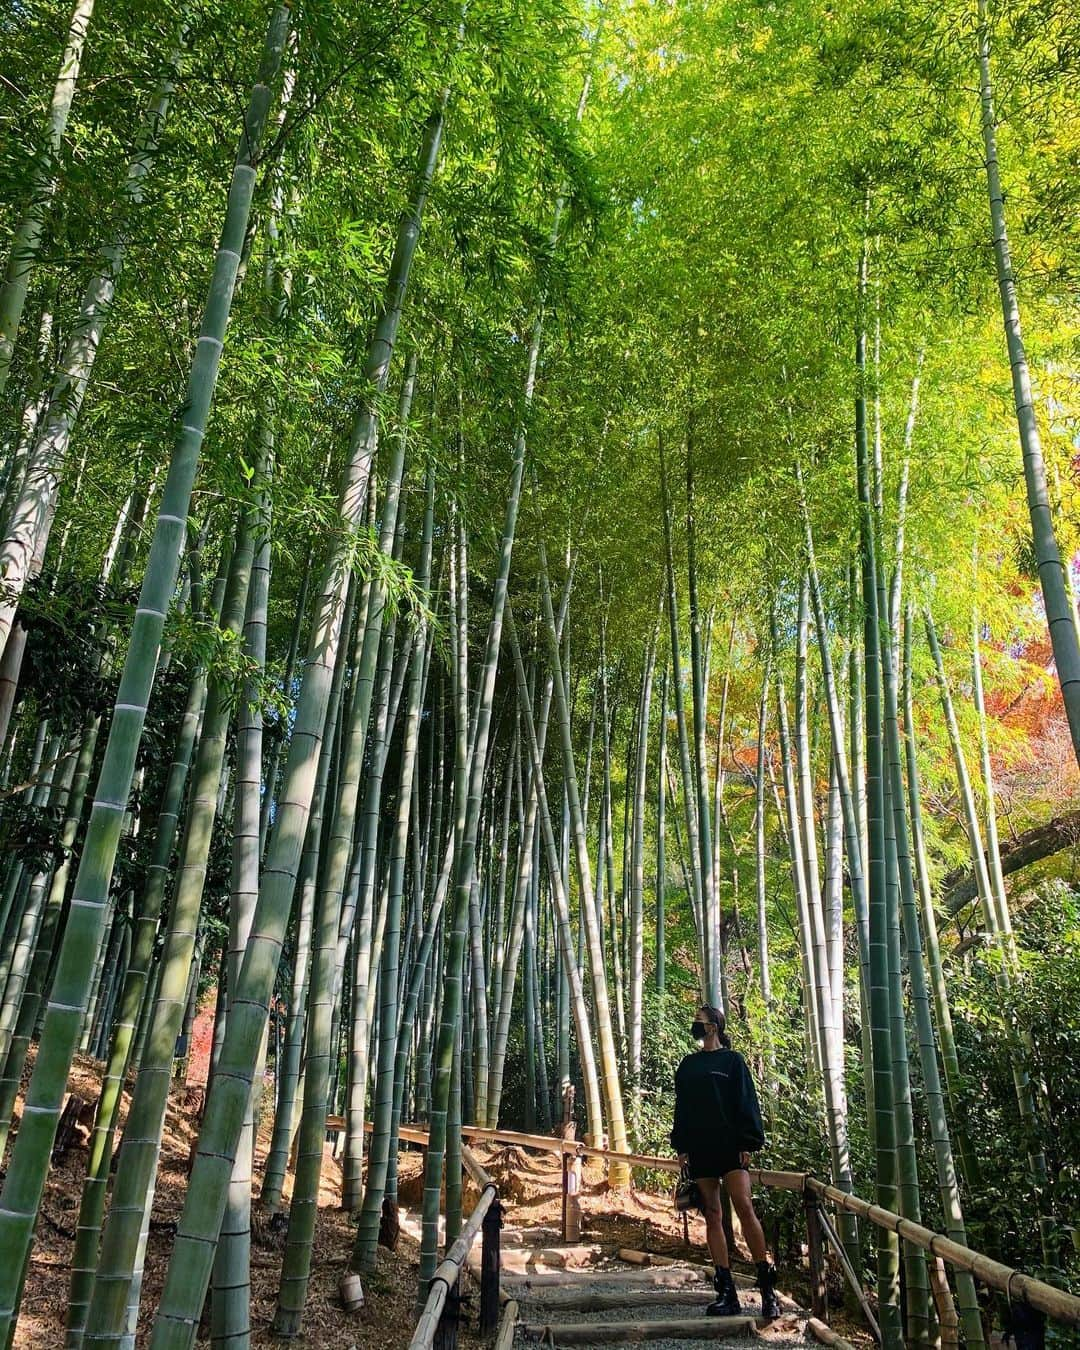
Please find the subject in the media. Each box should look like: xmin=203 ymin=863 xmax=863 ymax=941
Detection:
xmin=671 ymin=1004 xmax=780 ymax=1319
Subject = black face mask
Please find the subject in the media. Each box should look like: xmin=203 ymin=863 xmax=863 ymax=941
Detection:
xmin=691 ymin=1021 xmax=709 ymax=1042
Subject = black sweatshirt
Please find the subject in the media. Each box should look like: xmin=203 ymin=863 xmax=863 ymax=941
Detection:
xmin=669 ymin=1048 xmax=766 ymax=1155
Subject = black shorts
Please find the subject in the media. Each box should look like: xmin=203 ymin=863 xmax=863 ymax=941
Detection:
xmin=686 ymin=1147 xmax=747 ymax=1181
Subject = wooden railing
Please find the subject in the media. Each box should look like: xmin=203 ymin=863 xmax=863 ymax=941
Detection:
xmin=382 ymin=1121 xmax=1080 ymax=1342
xmin=408 ymin=1144 xmax=502 ymax=1350
xmin=804 ymin=1176 xmax=1080 ymax=1330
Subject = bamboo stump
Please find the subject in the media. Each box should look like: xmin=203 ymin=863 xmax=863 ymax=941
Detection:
xmin=561 ymin=1150 xmax=582 ymax=1244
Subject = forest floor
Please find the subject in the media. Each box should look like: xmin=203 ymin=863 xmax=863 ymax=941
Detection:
xmin=11 ymin=1046 xmax=871 ymax=1349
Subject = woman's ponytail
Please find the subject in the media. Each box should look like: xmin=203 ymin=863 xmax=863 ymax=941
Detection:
xmin=703 ymin=1004 xmax=731 ymax=1048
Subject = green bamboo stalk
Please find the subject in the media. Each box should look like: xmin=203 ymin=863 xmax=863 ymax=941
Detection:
xmin=486 ymin=670 xmax=557 ymax=1124
xmin=537 ymin=543 xmax=630 ymax=1181
xmin=488 ymin=723 xmax=515 ymax=1065
xmin=685 ymin=450 xmax=719 ymax=1008
xmin=900 ymin=604 xmax=980 ymax=1189
xmin=530 ymin=879 xmax=553 ymax=1131
xmin=659 ymin=437 xmax=706 ymax=991
xmin=260 ymin=550 xmax=311 ymax=857
xmin=339 ymin=577 xmax=402 ymax=1213
xmin=148 ymin=77 xmax=446 ymax=1350
xmin=856 ymin=236 xmax=901 ymax=1350
xmin=629 ymin=626 xmax=653 ymax=1080
xmin=82 ymin=518 xmax=256 ymax=1345
xmin=0 ymin=714 xmax=98 ymax=1158
xmin=274 ymin=598 xmax=403 ymax=1329
xmin=386 ymin=508 xmax=467 ymax=1172
xmin=259 ymin=575 xmax=351 ymax=1214
xmin=65 ymin=666 xmax=207 ymax=1349
xmin=970 ymin=597 xmax=1019 ymax=969
xmin=211 ymin=475 xmax=273 ymax=1350
xmin=274 ymin=354 xmax=418 ymax=1268
xmin=597 ymin=632 xmax=626 ymax=1056
xmin=0 ymin=12 xmax=289 ymax=1335
xmin=977 ymin=0 xmax=1080 ymax=767
xmin=656 ymin=665 xmax=667 ymax=1000
xmin=350 ymin=495 xmax=433 ymax=1275
xmin=0 ymin=0 xmax=95 ymax=402
xmin=793 ymin=581 xmax=861 ymax=1277
xmin=0 ymin=37 xmax=183 ymax=655
xmin=823 ymin=761 xmax=843 ymax=1050
xmin=0 ymin=737 xmax=74 ymax=1067
xmin=0 ymin=301 xmax=54 ymax=539
xmin=506 ymin=603 xmax=604 ymax=1142
xmin=771 ymin=632 xmax=822 ymax=1086
xmin=924 ymin=606 xmax=1052 ymax=1261
xmin=887 ymin=612 xmax=985 ymax=1350
xmin=91 ymin=919 xmax=129 ymax=1061
xmin=798 ymin=468 xmax=870 ymax=993
xmin=878 ymin=618 xmax=931 ymax=1349
xmin=467 ymin=825 xmax=491 ymax=1128
xmin=752 ymin=661 xmax=779 ymax=1104
xmin=419 ymin=436 xmax=529 ymax=1283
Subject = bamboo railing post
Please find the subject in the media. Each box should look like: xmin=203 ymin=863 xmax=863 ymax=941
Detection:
xmin=561 ymin=1151 xmax=571 ymax=1242
xmin=806 ymin=1193 xmax=828 ymax=1321
xmin=928 ymin=1256 xmax=960 ymax=1350
xmin=817 ymin=1201 xmax=881 ymax=1343
xmin=562 ymin=1148 xmax=582 ymax=1243
xmin=480 ymin=1197 xmax=502 ymax=1335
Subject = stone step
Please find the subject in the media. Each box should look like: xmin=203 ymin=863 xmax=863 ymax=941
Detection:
xmin=519 ymin=1315 xmax=760 ymax=1344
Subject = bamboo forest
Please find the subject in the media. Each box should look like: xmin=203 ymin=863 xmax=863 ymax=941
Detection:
xmin=0 ymin=0 xmax=1078 ymax=1346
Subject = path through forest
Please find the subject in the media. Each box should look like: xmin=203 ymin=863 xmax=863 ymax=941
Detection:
xmin=399 ymin=1143 xmax=824 ymax=1350
xmin=14 ymin=1054 xmax=831 ymax=1349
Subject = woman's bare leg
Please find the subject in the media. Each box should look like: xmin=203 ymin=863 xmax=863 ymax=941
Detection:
xmin=721 ymin=1168 xmax=768 ymax=1264
xmin=695 ymin=1178 xmax=730 ymax=1269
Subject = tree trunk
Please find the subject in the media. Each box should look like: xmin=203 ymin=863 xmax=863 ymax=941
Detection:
xmin=0 ymin=11 xmax=291 ymax=1331
xmin=977 ymin=0 xmax=1080 ymax=767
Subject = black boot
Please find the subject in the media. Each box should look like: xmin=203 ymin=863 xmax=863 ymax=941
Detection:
xmin=706 ymin=1267 xmax=741 ymax=1317
xmin=756 ymin=1261 xmax=780 ymax=1320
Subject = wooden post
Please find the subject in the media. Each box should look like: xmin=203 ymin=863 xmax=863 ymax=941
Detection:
xmin=434 ymin=1275 xmax=461 ymax=1350
xmin=805 ymin=1193 xmax=827 ymax=1321
xmin=479 ymin=1197 xmax=502 ymax=1336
